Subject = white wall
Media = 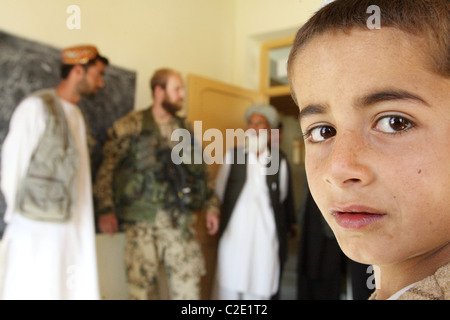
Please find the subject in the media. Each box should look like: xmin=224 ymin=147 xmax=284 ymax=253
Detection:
xmin=95 ymin=234 xmax=128 ymax=299
xmin=0 ymin=0 xmax=236 ymax=110
xmin=232 ymin=0 xmax=322 ymax=90
xmin=0 ymin=0 xmax=323 ymax=103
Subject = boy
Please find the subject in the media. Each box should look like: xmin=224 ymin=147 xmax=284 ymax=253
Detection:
xmin=287 ymin=0 xmax=449 ymax=300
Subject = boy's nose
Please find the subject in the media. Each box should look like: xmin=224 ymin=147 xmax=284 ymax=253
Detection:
xmin=323 ymin=130 xmax=375 ymax=188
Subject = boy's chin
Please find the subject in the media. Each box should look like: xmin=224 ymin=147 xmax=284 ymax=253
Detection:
xmin=336 ymin=236 xmax=391 ymax=266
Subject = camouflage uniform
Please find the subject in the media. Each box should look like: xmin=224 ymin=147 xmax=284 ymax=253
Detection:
xmin=123 ymin=210 xmax=205 ymax=300
xmin=94 ymin=106 xmax=218 ymax=299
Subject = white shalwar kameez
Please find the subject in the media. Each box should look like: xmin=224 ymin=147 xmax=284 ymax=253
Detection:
xmin=214 ymin=148 xmax=288 ymax=300
xmin=0 ymin=95 xmax=100 ymax=300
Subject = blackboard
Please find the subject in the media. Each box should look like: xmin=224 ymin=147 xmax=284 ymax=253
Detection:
xmin=0 ymin=30 xmax=136 ymax=236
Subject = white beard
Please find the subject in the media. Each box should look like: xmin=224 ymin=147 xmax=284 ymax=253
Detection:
xmin=245 ymin=130 xmax=268 ymax=155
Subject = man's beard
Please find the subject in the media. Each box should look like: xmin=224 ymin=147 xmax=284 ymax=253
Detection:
xmin=76 ymin=77 xmax=97 ymax=99
xmin=162 ymin=99 xmax=182 ymax=116
xmin=245 ymin=130 xmax=269 ymax=154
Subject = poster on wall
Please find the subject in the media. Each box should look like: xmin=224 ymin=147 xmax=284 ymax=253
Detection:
xmin=0 ymin=30 xmax=136 ymax=236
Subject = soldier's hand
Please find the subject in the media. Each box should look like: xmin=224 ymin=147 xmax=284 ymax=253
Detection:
xmin=98 ymin=213 xmax=119 ymax=235
xmin=206 ymin=211 xmax=219 ymax=236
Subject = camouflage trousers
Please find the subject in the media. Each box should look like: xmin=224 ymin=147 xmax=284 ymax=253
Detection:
xmin=123 ymin=210 xmax=205 ymax=300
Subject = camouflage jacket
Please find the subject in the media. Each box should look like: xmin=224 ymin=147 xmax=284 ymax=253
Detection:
xmin=94 ymin=106 xmax=219 ymax=228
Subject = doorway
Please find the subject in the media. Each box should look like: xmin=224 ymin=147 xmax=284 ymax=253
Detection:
xmin=270 ymin=94 xmax=304 ymax=300
xmin=261 ymin=36 xmax=305 ymax=300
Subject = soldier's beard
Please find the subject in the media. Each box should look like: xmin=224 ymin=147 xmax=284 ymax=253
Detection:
xmin=162 ymin=100 xmax=182 ymax=116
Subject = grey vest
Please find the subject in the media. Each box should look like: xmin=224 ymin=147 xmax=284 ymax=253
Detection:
xmin=15 ymin=89 xmax=79 ymax=222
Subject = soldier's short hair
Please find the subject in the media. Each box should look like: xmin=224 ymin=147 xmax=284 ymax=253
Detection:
xmin=150 ymin=68 xmax=180 ymax=96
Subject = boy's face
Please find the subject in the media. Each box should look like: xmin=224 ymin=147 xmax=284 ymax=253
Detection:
xmin=290 ymin=28 xmax=450 ymax=266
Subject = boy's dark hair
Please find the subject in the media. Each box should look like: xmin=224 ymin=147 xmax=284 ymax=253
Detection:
xmin=287 ymin=0 xmax=449 ymax=102
xmin=60 ymin=54 xmax=109 ymax=79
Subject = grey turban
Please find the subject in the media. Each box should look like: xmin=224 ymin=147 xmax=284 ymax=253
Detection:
xmin=245 ymin=104 xmax=280 ymax=128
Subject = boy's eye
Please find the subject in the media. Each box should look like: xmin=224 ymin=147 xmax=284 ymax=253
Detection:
xmin=374 ymin=116 xmax=413 ymax=133
xmin=305 ymin=126 xmax=336 ymax=143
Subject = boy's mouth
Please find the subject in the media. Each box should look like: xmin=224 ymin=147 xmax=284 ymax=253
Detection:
xmin=330 ymin=204 xmax=386 ymax=229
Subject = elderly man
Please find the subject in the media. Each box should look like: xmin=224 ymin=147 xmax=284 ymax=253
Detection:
xmin=214 ymin=104 xmax=295 ymax=300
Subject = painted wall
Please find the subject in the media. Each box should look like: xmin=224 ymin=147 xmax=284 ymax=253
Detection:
xmin=0 ymin=0 xmax=323 ymax=98
xmin=232 ymin=0 xmax=322 ymax=90
xmin=0 ymin=0 xmax=236 ymax=110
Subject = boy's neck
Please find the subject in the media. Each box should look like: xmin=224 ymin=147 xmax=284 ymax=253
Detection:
xmin=375 ymin=243 xmax=450 ymax=300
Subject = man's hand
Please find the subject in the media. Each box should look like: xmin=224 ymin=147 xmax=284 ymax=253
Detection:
xmin=98 ymin=213 xmax=119 ymax=236
xmin=205 ymin=211 xmax=219 ymax=236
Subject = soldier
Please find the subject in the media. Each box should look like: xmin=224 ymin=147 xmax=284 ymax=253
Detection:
xmin=94 ymin=68 xmax=219 ymax=300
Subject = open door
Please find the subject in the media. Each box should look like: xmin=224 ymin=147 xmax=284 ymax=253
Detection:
xmin=186 ymin=74 xmax=267 ymax=299
xmin=186 ymin=74 xmax=268 ymax=177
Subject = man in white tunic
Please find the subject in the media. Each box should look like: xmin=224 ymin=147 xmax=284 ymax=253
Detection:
xmin=214 ymin=104 xmax=295 ymax=300
xmin=0 ymin=45 xmax=108 ymax=299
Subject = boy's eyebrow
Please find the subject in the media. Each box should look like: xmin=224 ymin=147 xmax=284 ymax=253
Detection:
xmin=356 ymin=89 xmax=431 ymax=108
xmin=298 ymin=104 xmax=327 ymax=123
xmin=298 ymin=89 xmax=430 ymax=122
